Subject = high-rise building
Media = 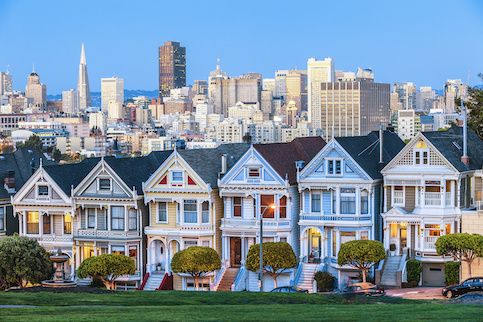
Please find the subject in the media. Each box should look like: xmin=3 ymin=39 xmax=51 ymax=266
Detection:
xmin=274 ymin=70 xmax=288 ymax=98
xmin=307 ymin=57 xmax=334 ymax=123
xmin=77 ymin=43 xmax=91 ymax=110
xmin=392 ymin=82 xmax=416 ymax=110
xmin=315 ymin=79 xmax=390 ymax=140
xmin=101 ymin=77 xmax=124 ymax=120
xmin=416 ymin=86 xmax=435 ymax=112
xmin=159 ymin=41 xmax=186 ymax=98
xmin=444 ymin=79 xmax=467 ymax=113
xmin=192 ymin=80 xmax=208 ymax=95
xmin=25 ymin=70 xmax=46 ymax=108
xmin=0 ymin=71 xmax=13 ymax=95
xmin=62 ymin=89 xmax=78 ymax=114
xmin=285 ymin=70 xmax=307 ymax=112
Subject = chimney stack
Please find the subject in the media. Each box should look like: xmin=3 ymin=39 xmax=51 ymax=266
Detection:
xmin=221 ymin=154 xmax=227 ymax=174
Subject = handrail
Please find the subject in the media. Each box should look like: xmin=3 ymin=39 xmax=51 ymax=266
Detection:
xmin=210 ymin=264 xmax=226 ymax=291
xmin=231 ymin=266 xmax=247 ymax=291
xmin=157 ymin=272 xmax=173 ymax=290
xmin=290 ymin=262 xmax=304 ymax=287
xmin=397 ymin=252 xmax=408 ymax=284
xmin=137 ymin=272 xmax=150 ymax=290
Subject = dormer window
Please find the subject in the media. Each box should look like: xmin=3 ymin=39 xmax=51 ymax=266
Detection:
xmin=99 ymin=179 xmax=111 ymax=190
xmin=248 ymin=167 xmax=260 ymax=178
xmin=327 ymin=159 xmax=342 ymax=175
xmin=37 ymin=185 xmax=49 ymax=197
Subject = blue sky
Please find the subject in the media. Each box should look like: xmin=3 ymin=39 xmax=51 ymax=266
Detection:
xmin=0 ymin=0 xmax=482 ymax=93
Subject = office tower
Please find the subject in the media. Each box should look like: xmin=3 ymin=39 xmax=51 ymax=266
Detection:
xmin=392 ymin=82 xmax=416 ymax=110
xmin=0 ymin=71 xmax=13 ymax=95
xmin=315 ymin=79 xmax=390 ymax=140
xmin=77 ymin=43 xmax=91 ymax=110
xmin=307 ymin=57 xmax=334 ymax=123
xmin=62 ymin=89 xmax=78 ymax=114
xmin=390 ymin=92 xmax=402 ymax=113
xmin=193 ymin=80 xmax=208 ymax=95
xmin=444 ymin=79 xmax=467 ymax=113
xmin=285 ymin=70 xmax=307 ymax=112
xmin=274 ymin=70 xmax=288 ymax=98
xmin=416 ymin=86 xmax=435 ymax=112
xmin=25 ymin=69 xmax=47 ymax=108
xmin=101 ymin=77 xmax=124 ymax=120
xmin=262 ymin=78 xmax=275 ymax=93
xmin=159 ymin=41 xmax=186 ymax=98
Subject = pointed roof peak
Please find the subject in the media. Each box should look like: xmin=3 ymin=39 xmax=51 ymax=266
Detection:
xmin=80 ymin=43 xmax=87 ymax=65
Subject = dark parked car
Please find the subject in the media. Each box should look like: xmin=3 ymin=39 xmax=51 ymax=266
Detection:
xmin=342 ymin=282 xmax=385 ymax=296
xmin=271 ymin=286 xmax=309 ymax=293
xmin=442 ymin=277 xmax=483 ymax=298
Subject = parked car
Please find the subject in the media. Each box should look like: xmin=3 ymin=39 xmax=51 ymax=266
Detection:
xmin=342 ymin=282 xmax=385 ymax=296
xmin=442 ymin=277 xmax=483 ymax=298
xmin=271 ymin=286 xmax=309 ymax=293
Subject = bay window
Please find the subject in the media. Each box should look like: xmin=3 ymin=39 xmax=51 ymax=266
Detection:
xmin=43 ymin=215 xmax=51 ymax=234
xmin=201 ymin=201 xmax=209 ymax=223
xmin=157 ymin=202 xmax=167 ymax=223
xmin=128 ymin=209 xmax=137 ymax=231
xmin=111 ymin=206 xmax=125 ymax=231
xmin=87 ymin=208 xmax=96 ymax=229
xmin=340 ymin=188 xmax=356 ymax=214
xmin=260 ymin=195 xmax=274 ymax=218
xmin=64 ymin=213 xmax=72 ymax=234
xmin=311 ymin=193 xmax=321 ymax=213
xmin=279 ymin=196 xmax=287 ymax=218
xmin=97 ymin=209 xmax=107 ymax=230
xmin=27 ymin=211 xmax=39 ymax=234
xmin=361 ymin=190 xmax=369 ymax=214
xmin=183 ymin=200 xmax=197 ymax=223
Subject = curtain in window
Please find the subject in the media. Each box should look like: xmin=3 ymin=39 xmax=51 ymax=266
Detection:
xmin=184 ymin=200 xmax=197 ymax=223
xmin=128 ymin=209 xmax=137 ymax=231
xmin=111 ymin=206 xmax=125 ymax=230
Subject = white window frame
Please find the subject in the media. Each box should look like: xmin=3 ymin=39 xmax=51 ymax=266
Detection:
xmin=414 ymin=149 xmax=429 ymax=166
xmin=170 ymin=170 xmax=184 ymax=186
xmin=232 ymin=197 xmax=243 ymax=218
xmin=392 ymin=186 xmax=405 ymax=207
xmin=326 ymin=158 xmax=343 ymax=176
xmin=247 ymin=166 xmax=261 ymax=179
xmin=98 ymin=178 xmax=112 ymax=191
xmin=157 ymin=202 xmax=168 ymax=223
xmin=36 ymin=183 xmax=50 ymax=199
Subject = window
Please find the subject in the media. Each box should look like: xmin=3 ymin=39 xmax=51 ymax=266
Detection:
xmin=27 ymin=211 xmax=39 ymax=234
xmin=260 ymin=195 xmax=274 ymax=218
xmin=99 ymin=178 xmax=111 ymax=190
xmin=332 ymin=232 xmax=337 ymax=256
xmin=111 ymin=245 xmax=125 ymax=255
xmin=415 ymin=150 xmax=429 ymax=165
xmin=87 ymin=209 xmax=96 ymax=229
xmin=360 ymin=231 xmax=369 ymax=240
xmin=158 ymin=202 xmax=167 ymax=223
xmin=43 ymin=215 xmax=51 ymax=234
xmin=64 ymin=213 xmax=72 ymax=234
xmin=280 ymin=237 xmax=287 ymax=243
xmin=201 ymin=201 xmax=209 ymax=223
xmin=184 ymin=240 xmax=198 ymax=248
xmin=328 ymin=160 xmax=334 ymax=174
xmin=0 ymin=207 xmax=4 ymax=231
xmin=183 ymin=200 xmax=197 ymax=223
xmin=311 ymin=193 xmax=321 ymax=212
xmin=327 ymin=159 xmax=342 ymax=175
xmin=361 ymin=190 xmax=369 ymax=214
xmin=37 ymin=185 xmax=49 ymax=197
xmin=248 ymin=167 xmax=260 ymax=178
xmin=340 ymin=231 xmax=356 ymax=244
xmin=171 ymin=171 xmax=183 ymax=184
xmin=340 ymin=188 xmax=356 ymax=214
xmin=279 ymin=196 xmax=287 ymax=218
xmin=425 ymin=224 xmax=441 ymax=237
xmin=202 ymin=240 xmax=210 ymax=247
xmin=129 ymin=245 xmax=138 ymax=269
xmin=233 ymin=197 xmax=242 ymax=217
xmin=445 ymin=223 xmax=451 ymax=235
xmin=128 ymin=209 xmax=137 ymax=231
xmin=111 ymin=206 xmax=125 ymax=230
xmin=97 ymin=209 xmax=107 ymax=230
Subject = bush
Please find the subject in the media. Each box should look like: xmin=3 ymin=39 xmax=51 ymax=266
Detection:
xmin=444 ymin=261 xmax=460 ymax=286
xmin=77 ymin=254 xmax=135 ymax=290
xmin=314 ymin=271 xmax=335 ymax=292
xmin=405 ymin=259 xmax=422 ymax=287
xmin=337 ymin=240 xmax=385 ymax=283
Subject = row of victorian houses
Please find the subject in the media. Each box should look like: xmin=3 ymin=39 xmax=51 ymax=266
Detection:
xmin=1 ymin=125 xmax=482 ymax=291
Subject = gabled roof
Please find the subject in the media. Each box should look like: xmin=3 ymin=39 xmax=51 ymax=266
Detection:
xmin=421 ymin=125 xmax=483 ymax=172
xmin=254 ymin=136 xmax=326 ymax=184
xmin=0 ymin=148 xmax=54 ymax=199
xmin=179 ymin=143 xmax=250 ymax=188
xmin=43 ymin=158 xmax=99 ymax=195
xmin=335 ymin=131 xmax=405 ymax=180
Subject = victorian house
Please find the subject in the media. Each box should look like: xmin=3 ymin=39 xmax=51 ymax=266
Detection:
xmin=217 ymin=137 xmax=326 ymax=292
xmin=297 ymin=131 xmax=404 ymax=289
xmin=142 ymin=145 xmax=248 ymax=291
xmin=380 ymin=125 xmax=483 ymax=287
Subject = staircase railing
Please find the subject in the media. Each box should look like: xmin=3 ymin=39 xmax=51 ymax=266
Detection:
xmin=374 ymin=250 xmax=388 ymax=285
xmin=231 ymin=266 xmax=247 ymax=291
xmin=157 ymin=272 xmax=173 ymax=290
xmin=290 ymin=262 xmax=304 ymax=287
xmin=210 ymin=264 xmax=227 ymax=291
xmin=137 ymin=272 xmax=150 ymax=290
xmin=396 ymin=252 xmax=408 ymax=286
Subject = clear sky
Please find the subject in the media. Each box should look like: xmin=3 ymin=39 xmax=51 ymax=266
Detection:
xmin=0 ymin=0 xmax=482 ymax=94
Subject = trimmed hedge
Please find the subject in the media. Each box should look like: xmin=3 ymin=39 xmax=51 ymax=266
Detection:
xmin=314 ymin=271 xmax=335 ymax=292
xmin=444 ymin=262 xmax=460 ymax=286
xmin=405 ymin=259 xmax=422 ymax=287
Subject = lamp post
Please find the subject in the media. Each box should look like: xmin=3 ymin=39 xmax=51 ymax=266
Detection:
xmin=259 ymin=204 xmax=275 ymax=292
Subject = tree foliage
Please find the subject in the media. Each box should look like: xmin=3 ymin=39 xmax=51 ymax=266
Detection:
xmin=171 ymin=246 xmax=221 ymax=290
xmin=18 ymin=135 xmax=43 ymax=151
xmin=0 ymin=235 xmax=53 ymax=290
xmin=435 ymin=233 xmax=483 ymax=277
xmin=246 ymin=242 xmax=297 ymax=288
xmin=52 ymin=148 xmax=61 ymax=162
xmin=337 ymin=240 xmax=385 ymax=283
xmin=77 ymin=254 xmax=136 ymax=290
xmin=456 ymin=73 xmax=483 ymax=138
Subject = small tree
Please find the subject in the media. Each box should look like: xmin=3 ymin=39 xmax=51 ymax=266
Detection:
xmin=246 ymin=242 xmax=297 ymax=288
xmin=435 ymin=233 xmax=483 ymax=277
xmin=337 ymin=240 xmax=385 ymax=283
xmin=77 ymin=254 xmax=135 ymax=290
xmin=171 ymin=246 xmax=221 ymax=290
xmin=0 ymin=235 xmax=53 ymax=289
xmin=19 ymin=135 xmax=43 ymax=151
xmin=52 ymin=148 xmax=61 ymax=162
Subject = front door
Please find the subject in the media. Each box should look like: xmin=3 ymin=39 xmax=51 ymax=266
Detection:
xmin=230 ymin=237 xmax=241 ymax=267
xmin=399 ymin=227 xmax=407 ymax=255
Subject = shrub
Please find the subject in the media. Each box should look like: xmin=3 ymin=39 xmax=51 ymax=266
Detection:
xmin=405 ymin=259 xmax=422 ymax=287
xmin=337 ymin=240 xmax=386 ymax=283
xmin=0 ymin=235 xmax=53 ymax=289
xmin=314 ymin=271 xmax=335 ymax=292
xmin=77 ymin=254 xmax=135 ymax=290
xmin=436 ymin=233 xmax=483 ymax=277
xmin=444 ymin=261 xmax=460 ymax=286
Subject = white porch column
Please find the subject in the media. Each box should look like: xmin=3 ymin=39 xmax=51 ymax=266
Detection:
xmin=335 ymin=187 xmax=340 ymax=215
xmin=39 ymin=212 xmax=43 ymax=237
xmin=75 ymin=245 xmax=81 ymax=268
xmin=124 ymin=206 xmax=128 ymax=232
xmin=450 ymin=180 xmax=455 ymax=207
xmin=93 ymin=241 xmax=98 ymax=256
xmin=241 ymin=237 xmax=246 ymax=265
xmin=107 ymin=205 xmax=111 ymax=231
xmin=19 ymin=213 xmax=23 ymax=235
xmin=23 ymin=211 xmax=27 ymax=235
xmin=383 ymin=186 xmax=388 ymax=213
xmin=407 ymin=224 xmax=411 ymax=250
xmin=355 ymin=188 xmax=361 ymax=215
xmin=383 ymin=222 xmax=389 ymax=249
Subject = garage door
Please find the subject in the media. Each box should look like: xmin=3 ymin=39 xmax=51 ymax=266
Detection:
xmin=422 ymin=263 xmax=445 ymax=286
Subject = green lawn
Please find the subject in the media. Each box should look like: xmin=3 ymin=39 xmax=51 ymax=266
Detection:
xmin=0 ymin=290 xmax=479 ymax=321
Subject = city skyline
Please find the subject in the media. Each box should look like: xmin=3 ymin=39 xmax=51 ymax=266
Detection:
xmin=0 ymin=0 xmax=482 ymax=94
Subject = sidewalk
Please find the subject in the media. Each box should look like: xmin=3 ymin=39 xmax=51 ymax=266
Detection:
xmin=385 ymin=287 xmax=445 ymax=300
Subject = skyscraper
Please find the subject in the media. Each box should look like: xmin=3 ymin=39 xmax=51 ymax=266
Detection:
xmin=25 ymin=69 xmax=46 ymax=108
xmin=392 ymin=82 xmax=416 ymax=110
xmin=77 ymin=43 xmax=91 ymax=110
xmin=62 ymin=89 xmax=78 ymax=114
xmin=0 ymin=71 xmax=13 ymax=95
xmin=159 ymin=41 xmax=186 ymax=98
xmin=307 ymin=57 xmax=334 ymax=123
xmin=101 ymin=77 xmax=124 ymax=120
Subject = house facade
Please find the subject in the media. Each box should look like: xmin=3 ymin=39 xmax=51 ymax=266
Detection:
xmin=297 ymin=131 xmax=404 ymax=288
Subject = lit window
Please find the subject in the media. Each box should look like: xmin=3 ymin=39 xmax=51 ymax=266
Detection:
xmin=64 ymin=213 xmax=72 ymax=234
xmin=260 ymin=195 xmax=275 ymax=218
xmin=27 ymin=211 xmax=39 ymax=234
xmin=111 ymin=245 xmax=125 ymax=255
xmin=43 ymin=215 xmax=51 ymax=234
xmin=360 ymin=231 xmax=369 ymax=240
xmin=99 ymin=179 xmax=111 ymax=190
xmin=279 ymin=196 xmax=287 ymax=218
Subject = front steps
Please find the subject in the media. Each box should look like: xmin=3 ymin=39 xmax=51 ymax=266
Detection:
xmin=380 ymin=256 xmax=402 ymax=287
xmin=296 ymin=263 xmax=319 ymax=293
xmin=217 ymin=268 xmax=239 ymax=291
xmin=143 ymin=272 xmax=165 ymax=291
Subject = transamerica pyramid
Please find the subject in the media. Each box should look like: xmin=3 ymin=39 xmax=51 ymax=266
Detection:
xmin=77 ymin=43 xmax=91 ymax=110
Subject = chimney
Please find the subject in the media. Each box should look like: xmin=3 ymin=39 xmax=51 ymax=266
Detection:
xmin=461 ymin=96 xmax=470 ymax=166
xmin=379 ymin=125 xmax=384 ymax=164
xmin=220 ymin=154 xmax=227 ymax=174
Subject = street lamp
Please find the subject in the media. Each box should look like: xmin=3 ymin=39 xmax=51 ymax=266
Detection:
xmin=259 ymin=203 xmax=276 ymax=292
